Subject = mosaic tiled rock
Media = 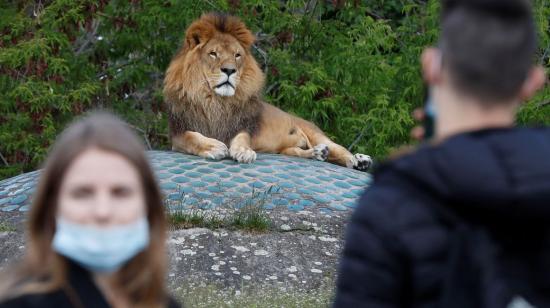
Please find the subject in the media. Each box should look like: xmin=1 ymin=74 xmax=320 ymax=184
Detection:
xmin=0 ymin=151 xmax=372 ymax=214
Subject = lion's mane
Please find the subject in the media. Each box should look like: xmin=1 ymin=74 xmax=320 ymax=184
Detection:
xmin=163 ymin=13 xmax=265 ymax=144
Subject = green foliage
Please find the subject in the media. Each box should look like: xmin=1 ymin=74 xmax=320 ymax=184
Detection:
xmin=518 ymin=0 xmax=550 ymax=126
xmin=1 ymin=0 xmax=549 ymax=179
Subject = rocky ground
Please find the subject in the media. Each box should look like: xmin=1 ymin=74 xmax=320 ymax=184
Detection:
xmin=0 ymin=208 xmax=351 ymax=307
xmin=0 ymin=152 xmax=367 ymax=307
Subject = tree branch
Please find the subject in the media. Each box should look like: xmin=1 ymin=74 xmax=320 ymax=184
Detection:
xmin=348 ymin=123 xmax=372 ymax=151
xmin=96 ymin=56 xmax=147 ymax=80
xmin=252 ymin=43 xmax=269 ymax=73
xmin=305 ymin=0 xmax=317 ymax=15
xmin=265 ymin=82 xmax=279 ymax=95
xmin=540 ymin=43 xmax=550 ymax=64
xmin=127 ymin=124 xmax=153 ymax=150
xmin=0 ymin=151 xmax=9 ymax=166
xmin=203 ymin=0 xmax=218 ymax=9
xmin=74 ymin=19 xmax=100 ymax=56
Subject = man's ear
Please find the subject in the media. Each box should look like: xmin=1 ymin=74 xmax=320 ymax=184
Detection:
xmin=421 ymin=48 xmax=443 ymax=86
xmin=519 ymin=66 xmax=547 ymax=101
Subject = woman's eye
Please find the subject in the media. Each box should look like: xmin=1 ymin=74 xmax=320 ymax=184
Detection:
xmin=112 ymin=186 xmax=132 ymax=198
xmin=71 ymin=187 xmax=93 ymax=199
xmin=209 ymin=51 xmax=217 ymax=58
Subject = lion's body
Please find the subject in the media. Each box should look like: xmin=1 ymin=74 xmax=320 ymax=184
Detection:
xmin=163 ymin=13 xmax=372 ymax=171
xmin=167 ymin=95 xmax=262 ymax=145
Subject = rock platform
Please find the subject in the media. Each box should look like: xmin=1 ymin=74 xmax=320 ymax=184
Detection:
xmin=0 ymin=151 xmax=372 ymax=306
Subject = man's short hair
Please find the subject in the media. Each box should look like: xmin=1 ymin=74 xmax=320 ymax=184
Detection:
xmin=440 ymin=0 xmax=537 ymax=104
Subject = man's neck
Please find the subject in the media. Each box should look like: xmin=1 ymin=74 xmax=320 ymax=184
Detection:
xmin=433 ymin=87 xmax=518 ymax=140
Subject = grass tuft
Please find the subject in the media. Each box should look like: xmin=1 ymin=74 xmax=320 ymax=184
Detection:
xmin=0 ymin=221 xmax=16 ymax=232
xmin=167 ymin=209 xmax=226 ymax=230
xmin=165 ymin=185 xmax=278 ymax=232
xmin=176 ymin=281 xmax=335 ymax=308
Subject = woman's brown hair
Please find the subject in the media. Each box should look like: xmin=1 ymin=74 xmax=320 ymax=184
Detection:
xmin=0 ymin=112 xmax=168 ymax=308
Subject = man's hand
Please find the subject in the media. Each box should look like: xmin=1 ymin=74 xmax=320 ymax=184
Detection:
xmin=411 ymin=108 xmax=425 ymax=141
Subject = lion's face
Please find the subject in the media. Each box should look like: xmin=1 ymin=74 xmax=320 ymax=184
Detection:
xmin=201 ymin=35 xmax=246 ymax=97
xmin=164 ymin=14 xmax=264 ymax=106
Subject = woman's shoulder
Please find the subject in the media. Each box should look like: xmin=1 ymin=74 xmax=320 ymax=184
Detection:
xmin=167 ymin=295 xmax=183 ymax=308
xmin=1 ymin=289 xmax=184 ymax=308
xmin=0 ymin=290 xmax=69 ymax=308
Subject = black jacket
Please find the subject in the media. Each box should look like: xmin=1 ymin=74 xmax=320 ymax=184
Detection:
xmin=334 ymin=128 xmax=550 ymax=308
xmin=0 ymin=261 xmax=181 ymax=308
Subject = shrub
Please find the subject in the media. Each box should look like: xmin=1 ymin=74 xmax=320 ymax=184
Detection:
xmin=1 ymin=0 xmax=548 ymax=180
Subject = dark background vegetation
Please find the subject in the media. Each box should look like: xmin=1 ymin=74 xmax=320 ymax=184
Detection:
xmin=1 ymin=0 xmax=549 ymax=180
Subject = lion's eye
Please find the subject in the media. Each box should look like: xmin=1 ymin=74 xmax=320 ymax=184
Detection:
xmin=235 ymin=53 xmax=241 ymax=59
xmin=209 ymin=51 xmax=217 ymax=58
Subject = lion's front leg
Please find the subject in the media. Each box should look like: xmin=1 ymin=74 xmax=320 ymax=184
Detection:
xmin=172 ymin=131 xmax=228 ymax=160
xmin=229 ymin=131 xmax=257 ymax=163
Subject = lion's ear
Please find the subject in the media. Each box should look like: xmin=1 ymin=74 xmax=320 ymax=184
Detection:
xmin=184 ymin=32 xmax=202 ymax=50
xmin=183 ymin=22 xmax=214 ymax=51
xmin=191 ymin=33 xmax=200 ymax=46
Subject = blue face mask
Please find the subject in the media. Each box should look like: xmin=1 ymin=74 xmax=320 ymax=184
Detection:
xmin=52 ymin=217 xmax=150 ymax=273
xmin=423 ymin=89 xmax=438 ymax=140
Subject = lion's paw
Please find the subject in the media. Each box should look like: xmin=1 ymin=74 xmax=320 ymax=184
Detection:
xmin=313 ymin=144 xmax=329 ymax=161
xmin=199 ymin=138 xmax=229 ymax=160
xmin=347 ymin=153 xmax=373 ymax=172
xmin=230 ymin=146 xmax=257 ymax=164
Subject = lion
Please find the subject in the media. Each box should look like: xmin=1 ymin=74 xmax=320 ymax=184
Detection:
xmin=163 ymin=13 xmax=372 ymax=171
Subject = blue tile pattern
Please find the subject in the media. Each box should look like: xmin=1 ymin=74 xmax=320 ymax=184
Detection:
xmin=0 ymin=151 xmax=372 ymax=214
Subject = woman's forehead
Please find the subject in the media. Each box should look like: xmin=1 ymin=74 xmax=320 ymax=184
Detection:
xmin=62 ymin=148 xmax=141 ymax=186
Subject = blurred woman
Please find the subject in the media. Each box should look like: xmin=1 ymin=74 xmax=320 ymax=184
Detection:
xmin=0 ymin=112 xmax=180 ymax=308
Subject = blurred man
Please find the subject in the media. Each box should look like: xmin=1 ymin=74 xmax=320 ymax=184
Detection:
xmin=334 ymin=0 xmax=548 ymax=307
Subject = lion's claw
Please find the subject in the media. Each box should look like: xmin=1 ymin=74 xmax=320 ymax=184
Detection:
xmin=230 ymin=146 xmax=257 ymax=163
xmin=199 ymin=138 xmax=229 ymax=160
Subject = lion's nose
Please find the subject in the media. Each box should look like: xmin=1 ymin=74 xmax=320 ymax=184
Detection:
xmin=221 ymin=67 xmax=236 ymax=76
